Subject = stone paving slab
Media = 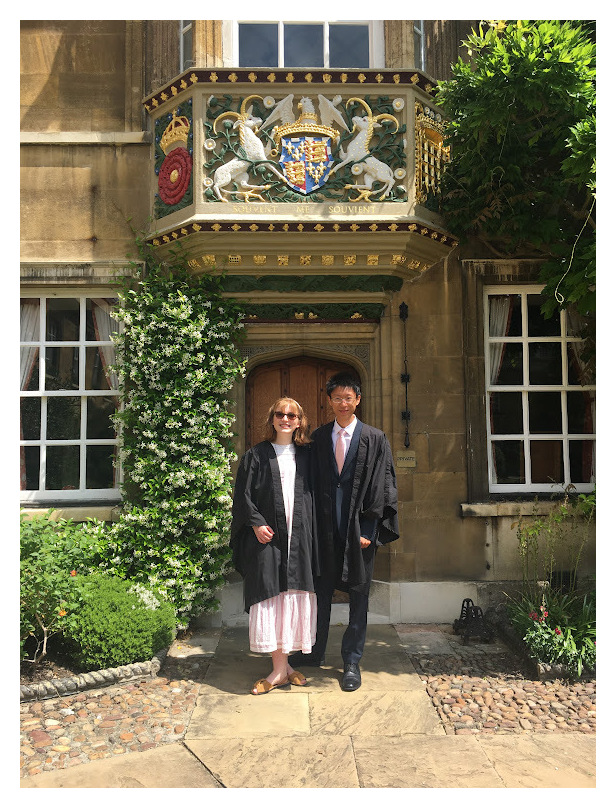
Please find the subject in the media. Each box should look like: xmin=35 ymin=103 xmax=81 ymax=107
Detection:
xmin=185 ymin=735 xmax=359 ymax=788
xmin=353 ymin=735 xmax=505 ymax=788
xmin=476 ymin=733 xmax=596 ymax=788
xmin=186 ymin=691 xmax=311 ymax=739
xmin=20 ymin=742 xmax=222 ymax=788
xmin=309 ymin=690 xmax=445 ymax=736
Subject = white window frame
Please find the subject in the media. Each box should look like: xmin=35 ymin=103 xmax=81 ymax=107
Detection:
xmin=20 ymin=291 xmax=122 ymax=503
xmin=413 ymin=20 xmax=425 ymax=70
xmin=484 ymin=285 xmax=595 ymax=494
xmin=229 ymin=20 xmax=385 ymax=69
xmin=180 ymin=20 xmax=194 ymax=71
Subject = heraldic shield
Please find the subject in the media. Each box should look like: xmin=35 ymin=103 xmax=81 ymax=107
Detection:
xmin=279 ymin=134 xmax=334 ymax=194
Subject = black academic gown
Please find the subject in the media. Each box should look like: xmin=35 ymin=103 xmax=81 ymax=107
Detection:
xmin=230 ymin=441 xmax=319 ymax=613
xmin=311 ymin=420 xmax=399 ymax=594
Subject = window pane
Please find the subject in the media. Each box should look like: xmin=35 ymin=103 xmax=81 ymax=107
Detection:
xmin=567 ymin=342 xmax=595 ymax=385
xmin=182 ymin=26 xmax=193 ymax=70
xmin=45 ymin=346 xmax=79 ymax=390
xmin=528 ymin=392 xmax=562 ymax=434
xmin=239 ymin=23 xmax=278 ymax=67
xmin=46 ymin=446 xmax=80 ymax=490
xmin=85 ymin=298 xmax=119 ymax=341
xmin=490 ymin=343 xmax=523 ymax=385
xmin=87 ymin=396 xmax=118 ymax=439
xmin=329 ymin=24 xmax=369 ymax=68
xmin=20 ymin=397 xmax=41 ymax=441
xmin=21 ymin=298 xmax=40 ymax=341
xmin=527 ymin=293 xmax=560 ymax=336
xmin=21 ymin=446 xmax=40 ymax=490
xmin=85 ymin=347 xmax=111 ymax=390
xmin=284 ymin=24 xmax=323 ymax=67
xmin=488 ymin=294 xmax=521 ymax=337
xmin=530 ymin=440 xmax=563 ymax=484
xmin=489 ymin=392 xmax=522 ymax=434
xmin=567 ymin=391 xmax=595 ymax=434
xmin=86 ymin=445 xmax=116 ymax=489
xmin=47 ymin=396 xmax=81 ymax=440
xmin=21 ymin=348 xmax=39 ymax=390
xmin=46 ymin=299 xmax=80 ymax=341
xmin=569 ymin=441 xmax=595 ymax=483
xmin=492 ymin=440 xmax=524 ymax=484
xmin=529 ymin=343 xmax=562 ymax=384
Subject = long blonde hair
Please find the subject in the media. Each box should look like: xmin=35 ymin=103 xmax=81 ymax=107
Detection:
xmin=264 ymin=397 xmax=311 ymax=446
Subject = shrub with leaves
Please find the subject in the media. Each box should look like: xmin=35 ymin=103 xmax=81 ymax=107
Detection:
xmin=61 ymin=573 xmax=176 ymax=670
xmin=102 ymin=242 xmax=245 ymax=627
xmin=437 ymin=20 xmax=596 ymax=319
xmin=20 ymin=510 xmax=107 ymax=662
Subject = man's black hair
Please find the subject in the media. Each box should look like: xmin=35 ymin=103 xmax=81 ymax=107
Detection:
xmin=326 ymin=373 xmax=361 ymax=398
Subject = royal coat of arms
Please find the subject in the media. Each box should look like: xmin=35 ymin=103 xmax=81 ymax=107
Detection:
xmin=203 ymin=93 xmax=405 ymax=203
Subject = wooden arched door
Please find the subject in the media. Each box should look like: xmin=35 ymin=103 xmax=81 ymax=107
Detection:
xmin=245 ymin=357 xmax=361 ymax=448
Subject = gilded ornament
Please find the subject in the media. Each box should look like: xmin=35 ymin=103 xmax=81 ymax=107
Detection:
xmin=323 ymin=74 xmax=332 ymax=83
xmin=161 ymin=92 xmax=168 ymax=101
xmin=253 ymin=255 xmax=267 ymax=264
xmin=421 ymin=228 xmax=428 ymax=235
xmin=367 ymin=255 xmax=379 ymax=265
xmin=369 ymin=224 xmax=378 ymax=232
xmin=333 ymin=224 xmax=340 ymax=231
xmin=393 ymin=74 xmax=400 ymax=83
xmin=358 ymin=74 xmax=366 ymax=83
xmin=286 ymin=73 xmax=295 ymax=82
xmin=248 ymin=73 xmax=257 ymax=83
xmin=283 ymin=224 xmax=289 ymax=231
xmin=314 ymin=224 xmax=324 ymax=231
xmin=294 ymin=312 xmax=305 ymax=319
xmin=232 ymin=224 xmax=241 ymax=231
xmin=341 ymin=74 xmax=348 ymax=82
xmin=391 ymin=254 xmax=405 ymax=265
xmin=202 ymin=255 xmax=215 ymax=265
xmin=228 ymin=73 xmax=238 ymax=82
xmin=188 ymin=259 xmax=200 ymax=269
xmin=350 ymin=224 xmax=359 ymax=231
xmin=308 ymin=312 xmax=318 ymax=319
xmin=278 ymin=255 xmax=289 ymax=265
xmin=171 ymin=86 xmax=178 ymax=95
xmin=267 ymin=73 xmax=276 ymax=82
xmin=192 ymin=224 xmax=202 ymax=231
xmin=344 ymin=255 xmax=357 ymax=265
xmin=389 ymin=224 xmax=398 ymax=231
xmin=297 ymin=224 xmax=304 ymax=231
xmin=228 ymin=255 xmax=241 ymax=264
xmin=211 ymin=223 xmax=221 ymax=231
xmin=180 ymin=80 xmax=187 ymax=89
xmin=305 ymin=73 xmax=313 ymax=82
xmin=351 ymin=313 xmax=363 ymax=319
xmin=300 ymin=256 xmax=311 ymax=265
xmin=321 ymin=255 xmax=334 ymax=265
xmin=376 ymin=74 xmax=384 ymax=83
xmin=410 ymin=74 xmax=419 ymax=84
xmin=249 ymin=224 xmax=259 ymax=231
xmin=190 ymin=73 xmax=198 ymax=84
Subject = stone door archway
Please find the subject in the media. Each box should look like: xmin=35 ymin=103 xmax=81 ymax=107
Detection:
xmin=245 ymin=356 xmax=361 ymax=448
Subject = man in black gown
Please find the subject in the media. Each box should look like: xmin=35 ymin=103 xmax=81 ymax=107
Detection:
xmin=289 ymin=373 xmax=399 ymax=691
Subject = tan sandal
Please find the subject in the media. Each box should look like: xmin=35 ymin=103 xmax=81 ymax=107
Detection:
xmin=251 ymin=677 xmax=289 ymax=695
xmin=287 ymin=670 xmax=308 ymax=686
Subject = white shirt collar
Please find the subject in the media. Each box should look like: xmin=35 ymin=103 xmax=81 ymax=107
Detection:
xmin=333 ymin=416 xmax=357 ymax=437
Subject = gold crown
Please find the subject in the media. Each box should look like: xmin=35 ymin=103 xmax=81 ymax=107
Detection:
xmin=272 ymin=110 xmax=339 ymax=153
xmin=160 ymin=110 xmax=190 ymax=155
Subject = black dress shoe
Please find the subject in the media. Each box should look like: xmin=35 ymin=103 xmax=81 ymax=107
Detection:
xmin=341 ymin=662 xmax=361 ymax=691
xmin=288 ymin=651 xmax=325 ymax=667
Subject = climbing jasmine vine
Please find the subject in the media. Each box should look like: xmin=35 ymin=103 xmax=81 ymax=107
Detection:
xmin=102 ymin=242 xmax=245 ymax=628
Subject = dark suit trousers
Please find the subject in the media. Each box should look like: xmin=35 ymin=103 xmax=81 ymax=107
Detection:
xmin=312 ymin=541 xmax=376 ymax=665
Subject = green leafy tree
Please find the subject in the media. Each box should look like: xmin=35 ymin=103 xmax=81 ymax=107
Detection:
xmin=102 ymin=242 xmax=246 ymax=628
xmin=436 ymin=20 xmax=596 ymax=319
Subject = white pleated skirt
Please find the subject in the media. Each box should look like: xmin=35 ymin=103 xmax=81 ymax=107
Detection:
xmin=249 ymin=589 xmax=317 ymax=654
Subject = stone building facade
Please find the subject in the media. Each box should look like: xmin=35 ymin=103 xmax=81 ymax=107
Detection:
xmin=20 ymin=20 xmax=595 ymax=625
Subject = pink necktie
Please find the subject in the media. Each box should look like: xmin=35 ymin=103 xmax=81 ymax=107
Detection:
xmin=335 ymin=429 xmax=346 ymax=473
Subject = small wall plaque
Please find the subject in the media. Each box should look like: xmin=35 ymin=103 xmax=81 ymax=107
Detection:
xmin=396 ymin=450 xmax=416 ymax=468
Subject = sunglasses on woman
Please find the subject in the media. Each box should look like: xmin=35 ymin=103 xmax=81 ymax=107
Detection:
xmin=274 ymin=411 xmax=299 ymax=420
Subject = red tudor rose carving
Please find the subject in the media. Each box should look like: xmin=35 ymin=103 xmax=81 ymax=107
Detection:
xmin=158 ymin=147 xmax=192 ymax=206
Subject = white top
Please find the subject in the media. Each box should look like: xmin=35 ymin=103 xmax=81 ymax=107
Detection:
xmin=272 ymin=442 xmax=296 ymax=550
